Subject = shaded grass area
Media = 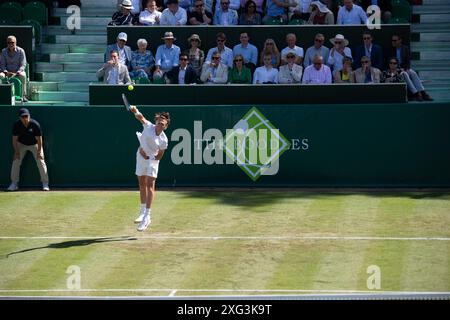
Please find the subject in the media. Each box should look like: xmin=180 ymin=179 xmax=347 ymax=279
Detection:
xmin=0 ymin=191 xmax=449 ymax=296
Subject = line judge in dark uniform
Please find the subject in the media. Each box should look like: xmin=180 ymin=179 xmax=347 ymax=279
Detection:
xmin=7 ymin=108 xmax=50 ymax=191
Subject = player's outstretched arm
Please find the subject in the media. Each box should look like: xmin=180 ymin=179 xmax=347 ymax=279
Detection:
xmin=130 ymin=105 xmax=148 ymax=124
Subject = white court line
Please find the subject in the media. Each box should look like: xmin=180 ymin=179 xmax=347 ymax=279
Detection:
xmin=168 ymin=290 xmax=177 ymax=297
xmin=0 ymin=288 xmax=449 ymax=295
xmin=0 ymin=236 xmax=449 ymax=241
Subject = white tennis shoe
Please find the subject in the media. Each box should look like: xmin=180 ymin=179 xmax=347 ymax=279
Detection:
xmin=7 ymin=183 xmax=18 ymax=191
xmin=134 ymin=212 xmax=146 ymax=223
xmin=137 ymin=215 xmax=151 ymax=231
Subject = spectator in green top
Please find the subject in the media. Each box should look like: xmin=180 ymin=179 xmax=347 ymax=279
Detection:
xmin=228 ymin=54 xmax=251 ymax=84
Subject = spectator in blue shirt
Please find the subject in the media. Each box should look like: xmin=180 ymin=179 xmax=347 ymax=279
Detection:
xmin=213 ymin=0 xmax=239 ymax=25
xmin=232 ymin=32 xmax=258 ymax=74
xmin=262 ymin=0 xmax=296 ymax=24
xmin=337 ymin=0 xmax=368 ymax=25
xmin=154 ymin=31 xmax=181 ymax=77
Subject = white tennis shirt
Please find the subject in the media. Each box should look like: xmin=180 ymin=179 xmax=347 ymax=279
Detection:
xmin=139 ymin=121 xmax=168 ymax=160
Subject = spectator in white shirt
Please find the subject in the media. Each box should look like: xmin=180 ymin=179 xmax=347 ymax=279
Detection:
xmin=253 ymin=54 xmax=279 ymax=84
xmin=327 ymin=34 xmax=352 ymax=72
xmin=302 ymin=55 xmax=332 ymax=84
xmin=281 ymin=33 xmax=304 ymax=66
xmin=337 ymin=0 xmax=368 ymax=25
xmin=160 ymin=0 xmax=188 ymax=25
xmin=213 ymin=0 xmax=239 ymax=25
xmin=139 ymin=0 xmax=162 ymax=25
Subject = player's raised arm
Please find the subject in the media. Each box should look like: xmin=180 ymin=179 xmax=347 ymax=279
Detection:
xmin=130 ymin=105 xmax=148 ymax=125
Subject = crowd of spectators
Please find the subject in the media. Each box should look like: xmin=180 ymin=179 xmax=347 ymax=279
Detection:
xmin=98 ymin=29 xmax=433 ymax=101
xmin=109 ymin=0 xmax=392 ymax=26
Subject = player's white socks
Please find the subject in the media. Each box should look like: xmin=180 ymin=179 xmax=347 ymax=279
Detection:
xmin=144 ymin=208 xmax=151 ymax=218
xmin=140 ymin=204 xmax=146 ymax=213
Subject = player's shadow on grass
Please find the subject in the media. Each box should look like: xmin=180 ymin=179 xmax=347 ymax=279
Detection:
xmin=4 ymin=236 xmax=137 ymax=258
xmin=177 ymin=190 xmax=450 ymax=209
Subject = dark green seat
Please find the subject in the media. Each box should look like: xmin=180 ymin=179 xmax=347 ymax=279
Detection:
xmin=2 ymin=76 xmax=23 ymax=101
xmin=288 ymin=18 xmax=305 ymax=25
xmin=137 ymin=77 xmax=151 ymax=84
xmin=0 ymin=2 xmax=23 ymax=24
xmin=20 ymin=19 xmax=42 ymax=44
xmin=0 ymin=19 xmax=16 ymax=25
xmin=391 ymin=0 xmax=412 ymax=21
xmin=388 ymin=17 xmax=409 ymax=24
xmin=23 ymin=1 xmax=48 ymax=26
xmin=264 ymin=17 xmax=284 ymax=25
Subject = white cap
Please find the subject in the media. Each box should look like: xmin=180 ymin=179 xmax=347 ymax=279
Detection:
xmin=117 ymin=32 xmax=128 ymax=41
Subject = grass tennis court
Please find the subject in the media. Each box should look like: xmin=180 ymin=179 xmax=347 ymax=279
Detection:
xmin=0 ymin=190 xmax=449 ymax=297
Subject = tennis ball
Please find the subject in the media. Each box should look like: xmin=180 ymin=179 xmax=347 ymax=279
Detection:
xmin=128 ymin=85 xmax=134 ymax=91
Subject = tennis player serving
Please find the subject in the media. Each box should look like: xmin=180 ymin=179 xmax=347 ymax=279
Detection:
xmin=130 ymin=105 xmax=170 ymax=231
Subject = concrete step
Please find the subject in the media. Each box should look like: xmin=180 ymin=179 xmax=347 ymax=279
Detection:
xmin=29 ymin=81 xmax=59 ymax=92
xmin=418 ymin=70 xmax=450 ymax=80
xmin=53 ymin=35 xmax=106 ymax=45
xmin=418 ymin=51 xmax=450 ymax=60
xmin=36 ymin=72 xmax=98 ymax=82
xmin=59 ymin=17 xmax=111 ymax=27
xmin=81 ymin=0 xmax=118 ymax=8
xmin=39 ymin=43 xmax=106 ymax=54
xmin=412 ymin=60 xmax=450 ymax=68
xmin=412 ymin=24 xmax=450 ymax=32
xmin=44 ymin=26 xmax=106 ymax=36
xmin=49 ymin=53 xmax=104 ymax=63
xmin=413 ymin=5 xmax=450 ymax=14
xmin=35 ymin=91 xmax=89 ymax=102
xmin=419 ymin=14 xmax=450 ymax=23
xmin=411 ymin=41 xmax=450 ymax=51
xmin=63 ymin=62 xmax=102 ymax=72
xmin=53 ymin=7 xmax=115 ymax=17
xmin=419 ymin=33 xmax=450 ymax=41
xmin=35 ymin=62 xmax=64 ymax=72
xmin=26 ymin=100 xmax=89 ymax=106
xmin=69 ymin=44 xmax=107 ymax=54
xmin=58 ymin=82 xmax=90 ymax=92
xmin=423 ymin=0 xmax=450 ymax=4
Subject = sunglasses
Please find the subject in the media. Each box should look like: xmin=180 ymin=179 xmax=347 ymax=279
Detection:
xmin=392 ymin=39 xmax=399 ymax=42
xmin=314 ymin=39 xmax=323 ymax=42
xmin=389 ymin=61 xmax=397 ymax=65
xmin=221 ymin=2 xmax=229 ymax=4
xmin=180 ymin=58 xmax=188 ymax=61
xmin=217 ymin=39 xmax=225 ymax=42
xmin=212 ymin=56 xmax=221 ymax=60
xmin=334 ymin=41 xmax=342 ymax=44
xmin=363 ymin=37 xmax=371 ymax=40
xmin=362 ymin=61 xmax=370 ymax=64
xmin=313 ymin=62 xmax=322 ymax=65
xmin=21 ymin=115 xmax=29 ymax=118
xmin=195 ymin=4 xmax=203 ymax=7
xmin=234 ymin=59 xmax=243 ymax=62
xmin=266 ymin=43 xmax=274 ymax=45
xmin=191 ymin=39 xmax=199 ymax=42
xmin=7 ymin=41 xmax=16 ymax=44
xmin=286 ymin=56 xmax=295 ymax=59
xmin=248 ymin=5 xmax=255 ymax=8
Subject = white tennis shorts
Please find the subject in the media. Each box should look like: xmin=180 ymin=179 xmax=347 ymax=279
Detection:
xmin=135 ymin=152 xmax=160 ymax=178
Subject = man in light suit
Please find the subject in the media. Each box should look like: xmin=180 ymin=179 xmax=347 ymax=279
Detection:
xmin=200 ymin=51 xmax=228 ymax=84
xmin=105 ymin=32 xmax=133 ymax=70
xmin=97 ymin=50 xmax=132 ymax=84
xmin=351 ymin=56 xmax=381 ymax=83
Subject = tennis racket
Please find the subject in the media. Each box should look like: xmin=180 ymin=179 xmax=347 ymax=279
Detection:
xmin=122 ymin=93 xmax=131 ymax=112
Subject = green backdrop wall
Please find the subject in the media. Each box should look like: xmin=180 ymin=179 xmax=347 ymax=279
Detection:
xmin=1 ymin=103 xmax=449 ymax=188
